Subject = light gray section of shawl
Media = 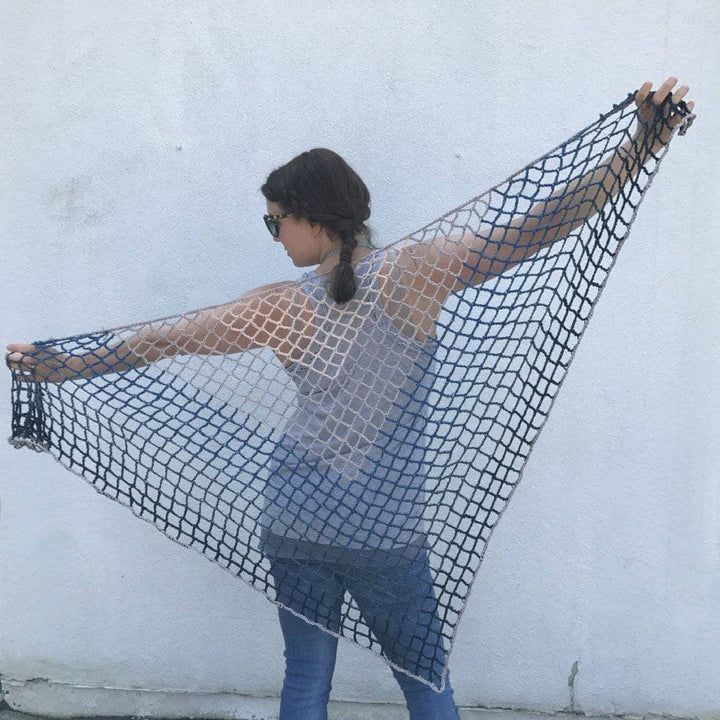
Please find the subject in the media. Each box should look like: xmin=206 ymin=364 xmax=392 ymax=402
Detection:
xmin=261 ymin=253 xmax=436 ymax=553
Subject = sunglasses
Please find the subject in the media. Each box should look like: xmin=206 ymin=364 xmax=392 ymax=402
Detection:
xmin=263 ymin=213 xmax=290 ymax=238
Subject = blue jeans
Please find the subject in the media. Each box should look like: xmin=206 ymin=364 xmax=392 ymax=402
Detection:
xmin=270 ymin=549 xmax=461 ymax=720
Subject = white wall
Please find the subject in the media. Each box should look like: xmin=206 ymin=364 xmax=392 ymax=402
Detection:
xmin=1 ymin=1 xmax=718 ymax=717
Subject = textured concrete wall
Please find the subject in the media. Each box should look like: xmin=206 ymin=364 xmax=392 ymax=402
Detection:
xmin=1 ymin=1 xmax=718 ymax=717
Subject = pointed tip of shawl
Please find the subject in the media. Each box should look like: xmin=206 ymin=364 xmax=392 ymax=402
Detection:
xmin=7 ymin=436 xmax=51 ymax=453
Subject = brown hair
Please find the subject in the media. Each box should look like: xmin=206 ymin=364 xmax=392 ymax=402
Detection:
xmin=261 ymin=148 xmax=372 ymax=303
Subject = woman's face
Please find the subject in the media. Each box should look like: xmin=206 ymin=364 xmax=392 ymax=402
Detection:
xmin=266 ymin=200 xmax=330 ymax=267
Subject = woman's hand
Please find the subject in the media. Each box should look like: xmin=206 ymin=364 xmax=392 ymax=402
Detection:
xmin=6 ymin=343 xmax=77 ymax=383
xmin=634 ymin=77 xmax=694 ymax=151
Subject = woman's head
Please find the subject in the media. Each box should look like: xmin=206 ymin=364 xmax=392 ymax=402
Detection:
xmin=261 ymin=148 xmax=372 ymax=303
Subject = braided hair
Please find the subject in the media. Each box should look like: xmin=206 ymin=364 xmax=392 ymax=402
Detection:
xmin=261 ymin=148 xmax=372 ymax=303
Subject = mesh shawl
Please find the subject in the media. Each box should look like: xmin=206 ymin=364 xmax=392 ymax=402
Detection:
xmin=8 ymin=91 xmax=694 ymax=690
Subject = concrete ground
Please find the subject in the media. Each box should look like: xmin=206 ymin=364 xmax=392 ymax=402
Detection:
xmin=0 ymin=701 xmax=692 ymax=720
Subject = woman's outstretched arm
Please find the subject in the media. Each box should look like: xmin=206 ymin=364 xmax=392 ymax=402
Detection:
xmin=6 ymin=281 xmax=312 ymax=382
xmin=475 ymin=78 xmax=693 ymax=264
xmin=401 ymin=77 xmax=694 ymax=306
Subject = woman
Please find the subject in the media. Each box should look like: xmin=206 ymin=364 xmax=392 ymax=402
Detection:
xmin=7 ymin=79 xmax=692 ymax=720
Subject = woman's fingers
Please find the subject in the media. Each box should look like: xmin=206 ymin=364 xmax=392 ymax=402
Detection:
xmin=6 ymin=359 xmax=37 ymax=380
xmin=6 ymin=351 xmax=38 ymax=384
xmin=6 ymin=346 xmax=66 ymax=383
xmin=635 ymin=80 xmax=652 ymax=107
xmin=6 ymin=352 xmax=34 ymax=367
xmin=634 ymin=77 xmax=694 ymax=140
xmin=7 ymin=343 xmax=37 ymax=354
xmin=672 ymin=84 xmax=690 ymax=103
xmin=637 ymin=77 xmax=690 ymax=108
xmin=7 ymin=352 xmax=30 ymax=364
xmin=6 ymin=344 xmax=36 ymax=368
xmin=653 ymin=76 xmax=678 ymax=104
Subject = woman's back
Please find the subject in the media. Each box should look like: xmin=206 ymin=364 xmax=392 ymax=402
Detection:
xmin=261 ymin=250 xmax=438 ymax=559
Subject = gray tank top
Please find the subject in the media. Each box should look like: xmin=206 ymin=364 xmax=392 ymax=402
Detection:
xmin=260 ymin=250 xmax=438 ymax=560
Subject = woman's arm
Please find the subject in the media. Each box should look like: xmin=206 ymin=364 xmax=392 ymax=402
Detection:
xmin=474 ymin=79 xmax=693 ymax=264
xmin=400 ymin=78 xmax=693 ymax=306
xmin=6 ymin=280 xmax=311 ymax=382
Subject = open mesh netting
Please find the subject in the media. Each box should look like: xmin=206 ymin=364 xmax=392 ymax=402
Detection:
xmin=8 ymin=91 xmax=693 ymax=690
